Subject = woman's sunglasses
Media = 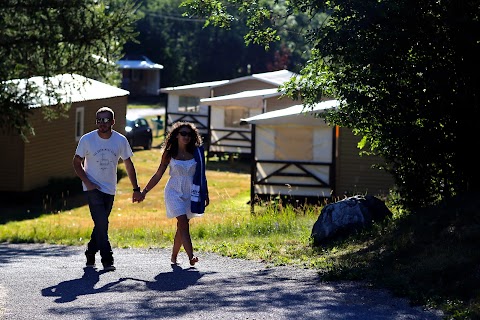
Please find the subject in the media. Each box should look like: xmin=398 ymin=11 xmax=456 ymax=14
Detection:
xmin=179 ymin=131 xmax=193 ymax=137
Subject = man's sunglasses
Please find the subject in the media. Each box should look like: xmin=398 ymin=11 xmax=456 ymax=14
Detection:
xmin=96 ymin=117 xmax=111 ymax=124
xmin=179 ymin=131 xmax=193 ymax=137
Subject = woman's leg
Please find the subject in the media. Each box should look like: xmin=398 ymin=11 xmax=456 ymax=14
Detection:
xmin=176 ymin=215 xmax=198 ymax=265
xmin=171 ymin=228 xmax=182 ymax=264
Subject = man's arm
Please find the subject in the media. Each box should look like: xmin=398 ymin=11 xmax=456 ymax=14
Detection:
xmin=72 ymin=154 xmax=97 ymax=191
xmin=123 ymin=157 xmax=142 ymax=202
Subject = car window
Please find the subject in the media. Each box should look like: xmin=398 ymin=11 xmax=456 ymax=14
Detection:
xmin=138 ymin=119 xmax=148 ymax=127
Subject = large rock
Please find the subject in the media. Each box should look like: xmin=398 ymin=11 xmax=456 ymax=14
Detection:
xmin=311 ymin=195 xmax=392 ymax=246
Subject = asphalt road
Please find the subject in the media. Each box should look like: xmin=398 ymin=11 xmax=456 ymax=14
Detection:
xmin=0 ymin=243 xmax=444 ymax=320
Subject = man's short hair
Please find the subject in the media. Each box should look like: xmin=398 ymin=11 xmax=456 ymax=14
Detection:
xmin=96 ymin=106 xmax=115 ymax=119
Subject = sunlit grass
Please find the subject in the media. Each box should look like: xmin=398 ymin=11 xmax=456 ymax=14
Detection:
xmin=0 ymin=149 xmax=320 ymax=266
xmin=0 ymin=133 xmax=254 ymax=248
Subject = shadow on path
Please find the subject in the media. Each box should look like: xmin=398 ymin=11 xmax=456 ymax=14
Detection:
xmin=41 ymin=268 xmax=126 ymax=303
xmin=120 ymin=263 xmax=203 ymax=292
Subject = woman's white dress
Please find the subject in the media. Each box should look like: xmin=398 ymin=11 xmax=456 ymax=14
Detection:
xmin=164 ymin=158 xmax=202 ymax=219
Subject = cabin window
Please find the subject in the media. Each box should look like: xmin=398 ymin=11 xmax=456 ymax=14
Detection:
xmin=275 ymin=127 xmax=313 ymax=160
xmin=179 ymin=96 xmax=200 ymax=112
xmin=224 ymin=106 xmax=249 ymax=127
xmin=75 ymin=107 xmax=84 ymax=141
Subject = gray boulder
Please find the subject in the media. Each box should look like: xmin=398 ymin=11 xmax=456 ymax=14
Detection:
xmin=311 ymin=195 xmax=392 ymax=246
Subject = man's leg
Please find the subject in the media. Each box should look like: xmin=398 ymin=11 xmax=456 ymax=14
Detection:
xmin=84 ymin=192 xmax=98 ymax=267
xmin=87 ymin=189 xmax=115 ymax=270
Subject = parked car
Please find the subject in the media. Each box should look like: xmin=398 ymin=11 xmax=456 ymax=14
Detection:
xmin=125 ymin=116 xmax=153 ymax=150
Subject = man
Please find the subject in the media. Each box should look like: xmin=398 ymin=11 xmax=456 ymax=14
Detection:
xmin=73 ymin=106 xmax=142 ymax=271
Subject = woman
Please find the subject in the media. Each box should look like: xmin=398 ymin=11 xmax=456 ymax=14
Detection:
xmin=140 ymin=121 xmax=209 ymax=266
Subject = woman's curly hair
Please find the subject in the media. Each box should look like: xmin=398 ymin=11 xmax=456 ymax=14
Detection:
xmin=161 ymin=121 xmax=203 ymax=158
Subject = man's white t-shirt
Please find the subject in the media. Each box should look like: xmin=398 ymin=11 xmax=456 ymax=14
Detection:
xmin=75 ymin=130 xmax=134 ymax=195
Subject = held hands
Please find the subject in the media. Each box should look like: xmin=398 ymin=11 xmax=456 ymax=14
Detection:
xmin=132 ymin=189 xmax=148 ymax=203
xmin=132 ymin=190 xmax=143 ymax=203
xmin=139 ymin=190 xmax=147 ymax=202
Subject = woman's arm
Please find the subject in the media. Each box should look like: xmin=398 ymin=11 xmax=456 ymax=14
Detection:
xmin=141 ymin=151 xmax=170 ymax=197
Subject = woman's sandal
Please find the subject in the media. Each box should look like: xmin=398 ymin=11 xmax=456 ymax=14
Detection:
xmin=189 ymin=256 xmax=199 ymax=266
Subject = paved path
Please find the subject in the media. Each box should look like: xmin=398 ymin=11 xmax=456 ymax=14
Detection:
xmin=0 ymin=243 xmax=443 ymax=320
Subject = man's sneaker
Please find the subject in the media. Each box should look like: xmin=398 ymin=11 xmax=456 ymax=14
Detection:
xmin=85 ymin=252 xmax=95 ymax=267
xmin=103 ymin=264 xmax=116 ymax=272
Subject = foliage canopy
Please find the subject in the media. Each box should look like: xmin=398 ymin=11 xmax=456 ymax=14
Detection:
xmin=0 ymin=0 xmax=139 ymax=139
xmin=124 ymin=0 xmax=328 ymax=86
xmin=182 ymin=0 xmax=480 ymax=210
